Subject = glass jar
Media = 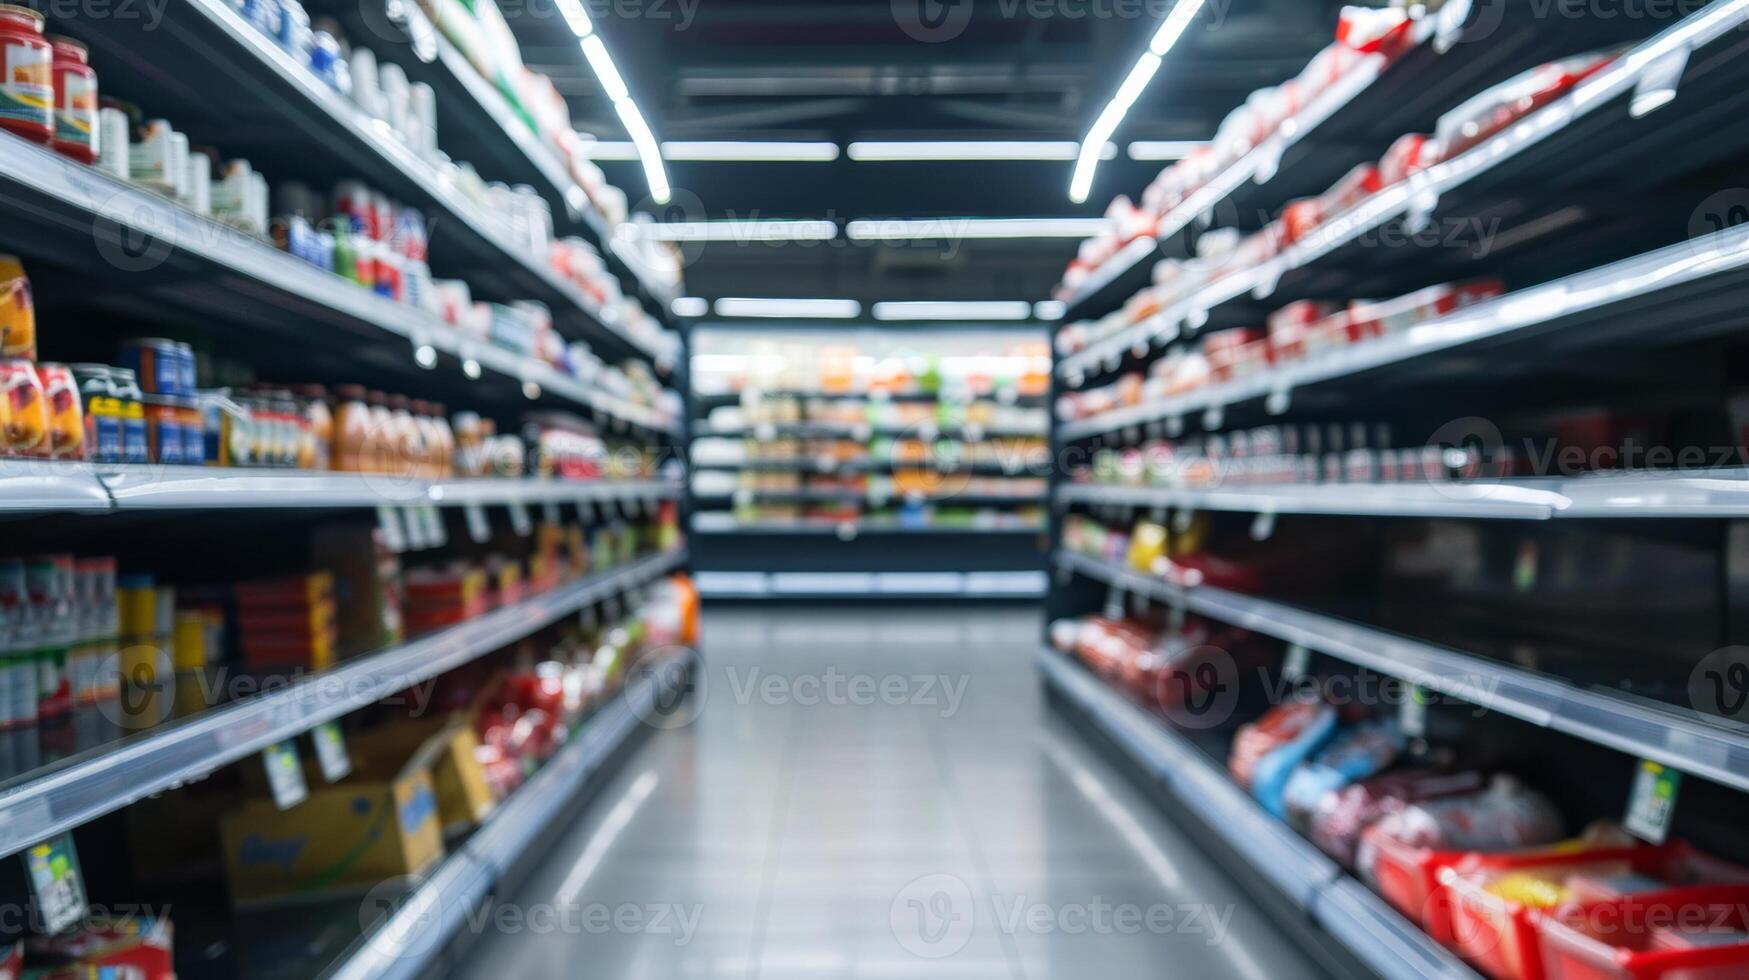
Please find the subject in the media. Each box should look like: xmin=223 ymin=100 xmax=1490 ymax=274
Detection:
xmin=48 ymin=36 xmax=97 ymax=164
xmin=0 ymin=6 xmax=53 ymax=145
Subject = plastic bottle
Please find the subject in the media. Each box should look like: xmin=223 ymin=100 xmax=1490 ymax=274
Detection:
xmin=331 ymin=384 xmax=370 ymax=472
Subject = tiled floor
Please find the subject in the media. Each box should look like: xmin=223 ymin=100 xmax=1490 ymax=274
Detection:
xmin=451 ymin=606 xmax=1330 ymax=979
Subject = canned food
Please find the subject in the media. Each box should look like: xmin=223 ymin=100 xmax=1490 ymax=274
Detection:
xmin=69 ymin=364 xmax=121 ymax=464
xmin=48 ymin=36 xmax=97 ymax=164
xmin=142 ymin=394 xmax=185 ymax=464
xmin=35 ymin=363 xmax=83 ymax=460
xmin=0 ymin=357 xmax=47 ymax=456
xmin=178 ymin=399 xmax=203 ymax=464
xmin=119 ymin=338 xmax=184 ymax=396
xmin=110 ymin=368 xmax=148 ymax=464
xmin=0 ymin=5 xmax=53 ymax=145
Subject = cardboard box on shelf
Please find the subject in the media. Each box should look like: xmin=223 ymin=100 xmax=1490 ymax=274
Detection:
xmin=217 ymin=750 xmax=443 ymax=906
xmin=348 ymin=719 xmax=497 ymax=838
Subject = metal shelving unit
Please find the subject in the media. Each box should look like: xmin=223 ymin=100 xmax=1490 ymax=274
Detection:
xmin=327 ymin=646 xmax=694 ymax=980
xmin=0 ymin=548 xmax=687 ymax=860
xmin=1037 ymin=649 xmax=1479 ymax=980
xmin=1058 ymin=468 xmax=1749 ymax=520
xmin=1054 ymin=549 xmax=1749 ymax=795
xmin=1056 ymin=0 xmax=1749 ymax=386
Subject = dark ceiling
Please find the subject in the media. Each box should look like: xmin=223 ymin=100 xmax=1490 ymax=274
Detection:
xmin=508 ymin=0 xmax=1355 ymax=309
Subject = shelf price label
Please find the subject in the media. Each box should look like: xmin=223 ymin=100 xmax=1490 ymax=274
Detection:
xmin=1625 ymin=760 xmax=1682 ymax=844
xmin=263 ymin=740 xmax=309 ymax=810
xmin=1399 ymin=685 xmax=1429 ymax=740
xmin=542 ymin=501 xmax=562 ymax=525
xmin=1281 ymin=644 xmax=1311 ymax=684
xmin=402 ymin=505 xmax=429 ymax=551
xmin=1103 ymin=585 xmax=1125 ymax=621
xmin=507 ymin=501 xmax=534 ymax=537
xmin=423 ymin=506 xmax=447 ymax=548
xmin=23 ymin=834 xmax=86 ymax=935
xmin=375 ymin=505 xmax=407 ymax=553
xmin=311 ymin=722 xmax=352 ymax=783
xmin=464 ymin=502 xmax=492 ymax=543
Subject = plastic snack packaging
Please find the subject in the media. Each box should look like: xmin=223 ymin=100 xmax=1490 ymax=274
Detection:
xmin=0 ymin=256 xmax=36 ymax=362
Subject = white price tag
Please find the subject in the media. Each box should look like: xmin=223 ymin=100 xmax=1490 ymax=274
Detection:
xmin=1624 ymin=760 xmax=1682 ymax=844
xmin=23 ymin=834 xmax=86 ymax=935
xmin=375 ymin=505 xmax=407 ymax=553
xmin=1282 ymin=644 xmax=1311 ymax=683
xmin=542 ymin=501 xmax=562 ymax=525
xmin=402 ymin=505 xmax=428 ymax=551
xmin=312 ymin=721 xmax=352 ymax=783
xmin=1399 ymin=685 xmax=1429 ymax=740
xmin=508 ymin=501 xmax=533 ymax=537
xmin=1202 ymin=405 xmax=1225 ymax=431
xmin=1266 ymin=387 xmax=1292 ymax=416
xmin=1103 ymin=585 xmax=1125 ymax=621
xmin=577 ymin=498 xmax=598 ymax=525
xmin=263 ymin=740 xmax=309 ymax=810
xmin=464 ymin=502 xmax=492 ymax=543
xmin=424 ymin=505 xmax=447 ymax=548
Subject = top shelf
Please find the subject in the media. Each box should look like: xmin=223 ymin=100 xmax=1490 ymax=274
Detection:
xmin=1055 ymin=0 xmax=1713 ymax=326
xmin=65 ymin=0 xmax=675 ymax=366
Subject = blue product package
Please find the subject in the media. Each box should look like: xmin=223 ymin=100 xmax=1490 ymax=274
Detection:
xmin=1281 ymin=719 xmax=1405 ymax=827
xmin=1249 ymin=701 xmax=1339 ymax=820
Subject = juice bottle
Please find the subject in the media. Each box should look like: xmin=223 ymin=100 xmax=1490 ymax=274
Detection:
xmin=331 ymin=385 xmax=369 ymax=472
xmin=430 ymin=402 xmax=455 ymax=477
xmin=365 ymin=390 xmax=393 ymax=473
xmin=297 ymin=384 xmax=332 ymax=470
xmin=0 ymin=256 xmax=35 ymax=362
xmin=389 ymin=394 xmax=422 ymax=478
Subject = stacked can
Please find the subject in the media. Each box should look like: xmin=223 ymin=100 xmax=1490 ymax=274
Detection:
xmin=117 ymin=573 xmax=170 ymax=689
xmin=119 ymin=339 xmax=203 ymax=465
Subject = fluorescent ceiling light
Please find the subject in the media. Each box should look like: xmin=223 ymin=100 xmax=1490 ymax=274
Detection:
xmin=660 ymin=141 xmax=839 ymax=161
xmin=630 ymin=220 xmax=838 ymax=242
xmin=871 ymin=301 xmax=1033 ymax=321
xmin=846 ymin=217 xmax=1113 ymax=241
xmin=614 ymin=99 xmax=670 ymax=204
xmin=580 ymin=35 xmax=628 ymax=102
xmin=714 ymin=298 xmax=862 ymax=319
xmin=847 ymin=141 xmax=1117 ymax=161
xmin=1034 ymin=300 xmax=1067 ymax=321
xmin=1127 ymin=140 xmax=1209 ymax=160
xmin=1071 ymin=0 xmax=1208 ymax=204
xmin=671 ymin=297 xmax=709 ymax=317
xmin=554 ymin=0 xmax=593 ymax=36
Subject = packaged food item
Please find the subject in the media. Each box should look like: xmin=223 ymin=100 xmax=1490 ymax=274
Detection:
xmin=1437 ymin=50 xmax=1618 ymax=160
xmin=24 ymin=914 xmax=175 ymax=980
xmin=110 ymin=368 xmax=148 ymax=464
xmin=0 ymin=5 xmax=53 ymax=144
xmin=48 ymin=35 xmax=97 ymax=163
xmin=1358 ymin=775 xmax=1565 ymax=942
xmin=35 ymin=362 xmax=83 ymax=460
xmin=142 ymin=395 xmax=185 ymax=464
xmin=1535 ymin=887 xmax=1749 ymax=980
xmin=1310 ymin=770 xmax=1488 ymax=869
xmin=1267 ymin=301 xmax=1339 ymax=363
xmin=26 ymin=554 xmax=74 ymax=718
xmin=1282 ymin=719 xmax=1404 ymax=829
xmin=1203 ymin=327 xmax=1271 ymax=384
xmin=1230 ymin=694 xmax=1336 ymax=793
xmin=0 ymin=357 xmax=47 ymax=456
xmin=96 ymin=104 xmax=129 ymax=180
xmin=1378 ymin=132 xmax=1438 ymax=187
xmin=0 ymin=255 xmax=36 ymax=362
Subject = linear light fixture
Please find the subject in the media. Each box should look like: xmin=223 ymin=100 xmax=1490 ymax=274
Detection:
xmin=670 ymin=297 xmax=709 ymax=317
xmin=1127 ymin=140 xmax=1210 ymax=160
xmin=563 ymin=16 xmax=669 ymax=203
xmin=846 ymin=217 xmax=1113 ymax=241
xmin=578 ymin=141 xmax=839 ymax=162
xmin=1070 ymin=0 xmax=1208 ymax=203
xmin=848 ymin=141 xmax=1117 ymax=161
xmin=628 ymin=220 xmax=839 ymax=243
xmin=713 ymin=298 xmax=862 ymax=319
xmin=871 ymin=301 xmax=1034 ymax=321
xmin=1033 ymin=300 xmax=1067 ymax=321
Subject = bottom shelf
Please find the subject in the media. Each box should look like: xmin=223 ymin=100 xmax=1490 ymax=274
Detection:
xmin=1036 ymin=648 xmax=1480 ymax=980
xmin=695 ymin=570 xmax=1047 ymax=599
xmin=326 ymin=648 xmax=696 ymax=980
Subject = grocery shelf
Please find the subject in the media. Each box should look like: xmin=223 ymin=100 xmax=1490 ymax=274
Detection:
xmin=0 ymin=134 xmax=676 ymax=436
xmin=1057 ymin=237 xmax=1162 ymax=325
xmin=1059 ymin=470 xmax=1749 ymax=520
xmin=696 ymin=570 xmax=1047 ymax=599
xmin=329 ymin=646 xmax=694 ymax=980
xmin=1056 ymin=0 xmax=1749 ymax=388
xmin=1036 ymin=649 xmax=1478 ymax=980
xmin=1056 ymin=217 xmax=1749 ymax=441
xmin=695 ymin=457 xmax=1047 ymax=476
xmin=1054 ymin=550 xmax=1749 ymax=794
xmin=690 ymin=515 xmax=1044 ymax=536
xmin=66 ymin=0 xmax=671 ymax=366
xmin=0 ymin=461 xmax=114 ymax=514
xmin=0 ymin=548 xmax=688 ymax=859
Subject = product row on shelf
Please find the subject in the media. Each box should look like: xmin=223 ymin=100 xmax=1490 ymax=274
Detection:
xmin=0 ymin=553 xmax=696 ymax=979
xmin=1040 ymin=2 xmax=1749 ymax=977
xmin=691 ymin=335 xmax=1052 ymax=401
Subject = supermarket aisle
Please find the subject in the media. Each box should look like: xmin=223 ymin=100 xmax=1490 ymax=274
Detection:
xmin=451 ymin=607 xmax=1329 ymax=980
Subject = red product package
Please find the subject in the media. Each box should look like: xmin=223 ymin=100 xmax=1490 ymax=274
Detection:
xmin=1267 ymin=301 xmax=1340 ymax=362
xmin=1202 ymin=328 xmax=1270 ymax=383
xmin=1230 ymin=697 xmax=1331 ymax=790
xmin=1309 ymin=770 xmax=1487 ymax=869
xmin=1335 ymin=6 xmax=1416 ymax=59
xmin=26 ymin=916 xmax=174 ymax=980
xmin=1320 ymin=163 xmax=1381 ymax=219
xmin=1436 ymin=49 xmax=1618 ymax=160
xmin=1378 ymin=133 xmax=1440 ymax=186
